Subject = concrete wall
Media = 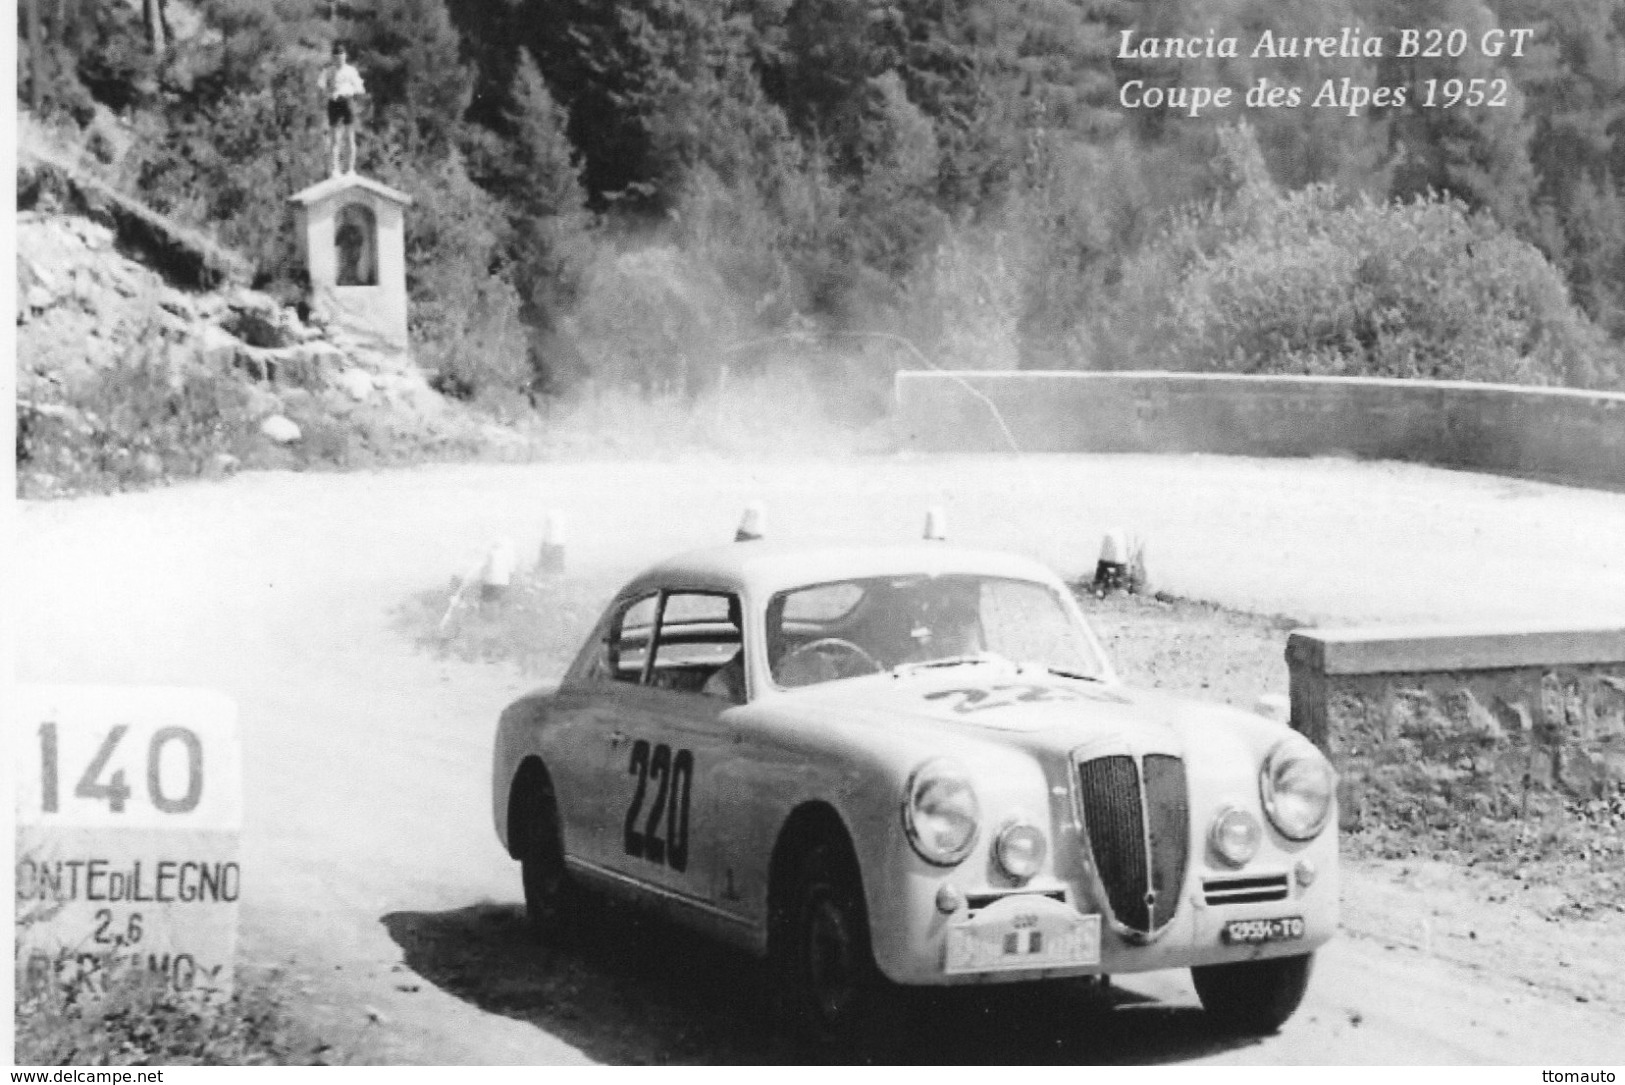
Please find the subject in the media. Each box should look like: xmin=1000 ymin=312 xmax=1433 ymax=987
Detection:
xmin=896 ymin=371 xmax=1625 ymax=492
xmin=1286 ymin=624 xmax=1625 ymax=830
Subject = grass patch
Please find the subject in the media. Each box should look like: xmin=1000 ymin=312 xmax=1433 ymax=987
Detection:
xmin=13 ymin=961 xmax=320 ymax=1066
xmin=1343 ymin=773 xmax=1625 ymax=919
xmin=392 ymin=568 xmax=608 ymax=675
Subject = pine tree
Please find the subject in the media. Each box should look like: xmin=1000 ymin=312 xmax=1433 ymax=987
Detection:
xmin=1378 ymin=0 xmax=1538 ymax=227
xmin=501 ymin=47 xmax=591 ymax=347
xmin=617 ymin=0 xmax=799 ymax=200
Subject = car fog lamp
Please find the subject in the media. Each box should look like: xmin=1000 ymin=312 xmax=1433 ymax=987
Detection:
xmin=935 ymin=883 xmax=967 ymax=915
xmin=994 ymin=820 xmax=1048 ymax=882
xmin=1295 ymin=858 xmax=1317 ymax=888
xmin=1261 ymin=738 xmax=1336 ymax=841
xmin=904 ymin=759 xmax=980 ymax=866
xmin=1209 ymin=806 xmax=1262 ymax=867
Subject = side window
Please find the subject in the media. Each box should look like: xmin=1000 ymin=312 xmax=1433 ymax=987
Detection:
xmin=649 ymin=592 xmax=742 ymax=696
xmin=586 ymin=594 xmax=658 ymax=684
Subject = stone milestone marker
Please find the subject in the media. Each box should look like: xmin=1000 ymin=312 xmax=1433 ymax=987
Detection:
xmin=15 ymin=686 xmax=243 ymax=999
xmin=288 ymin=173 xmax=412 ymax=353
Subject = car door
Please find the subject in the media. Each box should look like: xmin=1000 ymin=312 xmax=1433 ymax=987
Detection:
xmin=552 ymin=592 xmax=661 ymax=876
xmin=601 ymin=590 xmax=741 ymax=909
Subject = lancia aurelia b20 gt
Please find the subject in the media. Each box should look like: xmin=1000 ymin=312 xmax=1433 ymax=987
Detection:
xmin=492 ymin=536 xmax=1338 ymax=1044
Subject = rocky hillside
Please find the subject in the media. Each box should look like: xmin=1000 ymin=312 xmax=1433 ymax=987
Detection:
xmin=16 ymin=171 xmax=520 ymax=499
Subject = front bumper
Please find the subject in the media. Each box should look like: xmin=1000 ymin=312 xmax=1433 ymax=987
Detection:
xmin=867 ymin=852 xmax=1339 ymax=986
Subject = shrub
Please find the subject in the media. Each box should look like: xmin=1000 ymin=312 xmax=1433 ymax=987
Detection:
xmin=15 ymin=948 xmax=308 ymax=1066
xmin=16 ymin=336 xmax=257 ymax=497
xmin=567 ymin=245 xmax=740 ymax=395
xmin=1107 ymin=128 xmax=1625 ymax=390
xmin=895 ymin=221 xmax=1025 ymax=371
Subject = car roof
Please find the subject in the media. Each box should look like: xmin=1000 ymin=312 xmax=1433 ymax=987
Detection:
xmin=616 ymin=542 xmax=1068 ymax=600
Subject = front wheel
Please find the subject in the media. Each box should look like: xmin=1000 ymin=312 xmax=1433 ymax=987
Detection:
xmin=773 ymin=841 xmax=901 ymax=1054
xmin=1191 ymin=953 xmax=1314 ymax=1035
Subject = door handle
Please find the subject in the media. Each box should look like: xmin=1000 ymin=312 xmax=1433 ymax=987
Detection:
xmin=608 ymin=731 xmax=627 ymax=748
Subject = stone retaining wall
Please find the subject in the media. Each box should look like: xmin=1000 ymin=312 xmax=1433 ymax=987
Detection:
xmin=895 ymin=370 xmax=1625 ymax=492
xmin=1286 ymin=625 xmax=1625 ymax=830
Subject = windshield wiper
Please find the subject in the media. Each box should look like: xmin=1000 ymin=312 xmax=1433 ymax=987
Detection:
xmin=1041 ymin=665 xmax=1104 ymax=683
xmin=894 ymin=652 xmax=1013 ymax=674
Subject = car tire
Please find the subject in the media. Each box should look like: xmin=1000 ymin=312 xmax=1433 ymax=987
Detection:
xmin=1191 ymin=952 xmax=1314 ymax=1035
xmin=515 ymin=776 xmax=573 ymax=943
xmin=774 ymin=840 xmax=902 ymax=1056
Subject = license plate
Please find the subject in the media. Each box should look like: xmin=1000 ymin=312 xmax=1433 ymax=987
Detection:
xmin=1221 ymin=916 xmax=1306 ymax=945
xmin=945 ymin=896 xmax=1101 ymax=975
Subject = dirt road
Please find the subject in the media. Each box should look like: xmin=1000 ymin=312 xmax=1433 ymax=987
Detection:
xmin=13 ymin=453 xmax=1625 ymax=1063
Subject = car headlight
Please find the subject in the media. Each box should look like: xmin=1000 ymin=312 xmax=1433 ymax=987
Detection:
xmin=1259 ymin=737 xmax=1335 ymax=841
xmin=903 ymin=759 xmax=980 ymax=865
xmin=1209 ymin=806 xmax=1262 ymax=867
xmin=994 ymin=819 xmax=1048 ymax=882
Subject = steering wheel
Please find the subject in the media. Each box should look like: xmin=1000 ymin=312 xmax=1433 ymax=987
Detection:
xmin=777 ymin=637 xmax=884 ymax=684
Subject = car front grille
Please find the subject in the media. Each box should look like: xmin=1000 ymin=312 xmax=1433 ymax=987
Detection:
xmin=1202 ymin=873 xmax=1290 ymax=906
xmin=1075 ymin=753 xmax=1189 ymax=937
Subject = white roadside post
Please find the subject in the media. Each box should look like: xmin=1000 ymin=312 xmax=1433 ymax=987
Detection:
xmin=1093 ymin=529 xmax=1129 ymax=593
xmin=480 ymin=537 xmax=517 ymax=604
xmin=14 ymin=685 xmax=243 ymax=1000
xmin=735 ymin=503 xmax=766 ymax=542
xmin=537 ymin=512 xmax=565 ymax=576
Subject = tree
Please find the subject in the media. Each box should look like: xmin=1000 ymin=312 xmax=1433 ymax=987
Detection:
xmin=348 ymin=0 xmax=472 ymax=159
xmin=1496 ymin=0 xmax=1625 ymax=336
xmin=1377 ymin=0 xmax=1538 ymax=227
xmin=616 ymin=0 xmax=800 ymax=199
xmin=778 ymin=0 xmax=882 ymax=171
xmin=144 ymin=0 xmax=167 ymax=53
xmin=500 ymin=47 xmax=592 ymax=381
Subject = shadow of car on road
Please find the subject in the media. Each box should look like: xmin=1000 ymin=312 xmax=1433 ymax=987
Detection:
xmin=381 ymin=898 xmax=1261 ymax=1064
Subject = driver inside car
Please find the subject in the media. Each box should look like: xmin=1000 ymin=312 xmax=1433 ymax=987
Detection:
xmin=769 ymin=579 xmax=989 ymax=687
xmin=911 ymin=580 xmax=985 ymax=661
xmin=701 ymin=596 xmax=748 ymax=703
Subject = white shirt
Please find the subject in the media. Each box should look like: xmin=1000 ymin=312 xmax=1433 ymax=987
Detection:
xmin=329 ymin=62 xmax=364 ymax=99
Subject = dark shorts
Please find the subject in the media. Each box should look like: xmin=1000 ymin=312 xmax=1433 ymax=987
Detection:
xmin=327 ymin=97 xmax=355 ymax=126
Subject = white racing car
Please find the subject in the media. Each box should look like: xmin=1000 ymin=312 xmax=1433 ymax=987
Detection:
xmin=492 ymin=519 xmax=1338 ymax=1046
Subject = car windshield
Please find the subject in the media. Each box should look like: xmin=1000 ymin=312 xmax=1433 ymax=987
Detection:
xmin=766 ymin=574 xmax=1105 ymax=689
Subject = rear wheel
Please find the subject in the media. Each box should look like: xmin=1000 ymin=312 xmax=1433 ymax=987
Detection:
xmin=1191 ymin=953 xmax=1314 ymax=1035
xmin=513 ymin=773 xmax=573 ymax=942
xmin=773 ymin=840 xmax=901 ymax=1054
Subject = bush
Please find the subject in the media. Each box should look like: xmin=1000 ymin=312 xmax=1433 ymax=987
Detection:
xmin=1107 ymin=128 xmax=1625 ymax=390
xmin=15 ymin=881 xmax=308 ymax=1065
xmin=15 ymin=964 xmax=305 ymax=1066
xmin=568 ymin=244 xmax=741 ymax=395
xmin=16 ymin=337 xmax=257 ymax=497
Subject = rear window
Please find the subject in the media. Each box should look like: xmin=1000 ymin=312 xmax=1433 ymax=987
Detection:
xmin=593 ymin=594 xmax=657 ymax=683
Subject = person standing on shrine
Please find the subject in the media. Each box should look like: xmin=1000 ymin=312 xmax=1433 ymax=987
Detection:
xmin=320 ymin=43 xmax=366 ymax=176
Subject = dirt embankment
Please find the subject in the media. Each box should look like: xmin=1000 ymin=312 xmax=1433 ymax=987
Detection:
xmin=14 ymin=191 xmax=519 ymax=499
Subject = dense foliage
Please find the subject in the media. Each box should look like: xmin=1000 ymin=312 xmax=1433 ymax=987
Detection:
xmin=18 ymin=0 xmax=1625 ymax=397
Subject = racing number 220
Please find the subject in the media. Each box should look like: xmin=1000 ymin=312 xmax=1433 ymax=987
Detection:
xmin=623 ymin=741 xmax=693 ymax=872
